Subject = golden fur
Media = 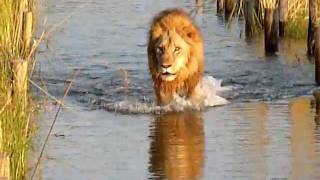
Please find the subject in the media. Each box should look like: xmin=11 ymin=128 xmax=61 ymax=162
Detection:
xmin=147 ymin=8 xmax=204 ymax=105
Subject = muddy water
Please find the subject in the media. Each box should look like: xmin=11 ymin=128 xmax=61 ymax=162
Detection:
xmin=36 ymin=0 xmax=320 ymax=179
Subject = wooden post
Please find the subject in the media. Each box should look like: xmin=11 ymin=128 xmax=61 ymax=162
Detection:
xmin=315 ymin=27 xmax=320 ymax=84
xmin=217 ymin=0 xmax=224 ymax=14
xmin=196 ymin=0 xmax=204 ymax=13
xmin=224 ymin=0 xmax=235 ymax=21
xmin=279 ymin=0 xmax=287 ymax=37
xmin=308 ymin=0 xmax=317 ymax=55
xmin=0 ymin=153 xmax=10 ymax=180
xmin=11 ymin=60 xmax=28 ymax=106
xmin=255 ymin=0 xmax=263 ymax=26
xmin=244 ymin=0 xmax=256 ymax=38
xmin=23 ymin=11 xmax=33 ymax=50
xmin=264 ymin=8 xmax=279 ymax=54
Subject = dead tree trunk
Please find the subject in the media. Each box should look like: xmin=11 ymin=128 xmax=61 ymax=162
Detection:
xmin=224 ymin=0 xmax=235 ymax=21
xmin=244 ymin=0 xmax=256 ymax=38
xmin=264 ymin=8 xmax=279 ymax=54
xmin=0 ymin=153 xmax=10 ymax=180
xmin=279 ymin=0 xmax=287 ymax=37
xmin=315 ymin=27 xmax=320 ymax=84
xmin=217 ymin=0 xmax=224 ymax=13
xmin=308 ymin=0 xmax=317 ymax=55
xmin=11 ymin=60 xmax=28 ymax=107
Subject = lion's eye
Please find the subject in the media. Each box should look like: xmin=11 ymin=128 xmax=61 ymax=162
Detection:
xmin=174 ymin=47 xmax=181 ymax=52
xmin=156 ymin=46 xmax=164 ymax=54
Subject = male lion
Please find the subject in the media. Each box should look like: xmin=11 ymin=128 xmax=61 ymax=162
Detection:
xmin=147 ymin=8 xmax=204 ymax=106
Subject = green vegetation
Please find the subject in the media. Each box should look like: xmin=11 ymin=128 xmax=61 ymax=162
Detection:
xmin=278 ymin=0 xmax=320 ymax=39
xmin=285 ymin=0 xmax=314 ymax=39
xmin=0 ymin=0 xmax=37 ymax=179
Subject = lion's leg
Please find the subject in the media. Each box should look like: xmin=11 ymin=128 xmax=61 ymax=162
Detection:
xmin=188 ymin=83 xmax=205 ymax=106
xmin=157 ymin=91 xmax=174 ymax=106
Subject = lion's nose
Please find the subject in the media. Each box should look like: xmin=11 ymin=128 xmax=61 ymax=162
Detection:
xmin=161 ymin=64 xmax=171 ymax=68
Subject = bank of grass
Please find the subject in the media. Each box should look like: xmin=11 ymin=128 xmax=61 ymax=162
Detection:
xmin=0 ymin=0 xmax=37 ymax=179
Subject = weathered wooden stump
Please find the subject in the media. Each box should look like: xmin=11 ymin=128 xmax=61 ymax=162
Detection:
xmin=195 ymin=0 xmax=204 ymax=13
xmin=11 ymin=60 xmax=28 ymax=106
xmin=217 ymin=0 xmax=224 ymax=13
xmin=308 ymin=0 xmax=317 ymax=55
xmin=23 ymin=11 xmax=33 ymax=50
xmin=279 ymin=0 xmax=287 ymax=37
xmin=264 ymin=8 xmax=279 ymax=54
xmin=0 ymin=153 xmax=10 ymax=180
xmin=315 ymin=27 xmax=320 ymax=84
xmin=224 ymin=0 xmax=235 ymax=20
xmin=244 ymin=0 xmax=256 ymax=38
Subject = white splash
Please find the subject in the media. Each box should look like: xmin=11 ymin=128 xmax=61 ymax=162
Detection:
xmin=200 ymin=75 xmax=230 ymax=106
xmin=101 ymin=76 xmax=230 ymax=114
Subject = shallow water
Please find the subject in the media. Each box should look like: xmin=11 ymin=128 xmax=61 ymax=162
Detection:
xmin=35 ymin=0 xmax=320 ymax=179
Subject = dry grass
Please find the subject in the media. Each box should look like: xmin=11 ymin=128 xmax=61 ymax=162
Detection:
xmin=287 ymin=0 xmax=308 ymax=20
xmin=0 ymin=0 xmax=37 ymax=179
xmin=260 ymin=0 xmax=278 ymax=9
xmin=285 ymin=0 xmax=320 ymax=39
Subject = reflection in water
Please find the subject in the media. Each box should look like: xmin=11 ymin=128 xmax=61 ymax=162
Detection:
xmin=148 ymin=112 xmax=204 ymax=180
xmin=244 ymin=103 xmax=269 ymax=179
xmin=230 ymin=103 xmax=269 ymax=179
xmin=289 ymin=97 xmax=320 ymax=180
xmin=313 ymin=92 xmax=320 ymax=125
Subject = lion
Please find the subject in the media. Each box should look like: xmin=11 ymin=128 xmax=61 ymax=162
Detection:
xmin=147 ymin=8 xmax=204 ymax=106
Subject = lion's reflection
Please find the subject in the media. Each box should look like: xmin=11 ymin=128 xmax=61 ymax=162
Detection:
xmin=148 ymin=111 xmax=204 ymax=180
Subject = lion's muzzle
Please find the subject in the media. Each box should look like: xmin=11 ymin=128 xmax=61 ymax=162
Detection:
xmin=160 ymin=66 xmax=177 ymax=81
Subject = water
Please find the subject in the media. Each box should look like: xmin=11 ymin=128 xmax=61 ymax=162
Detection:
xmin=35 ymin=0 xmax=320 ymax=179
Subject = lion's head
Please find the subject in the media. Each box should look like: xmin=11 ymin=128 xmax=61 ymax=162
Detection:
xmin=147 ymin=8 xmax=204 ymax=105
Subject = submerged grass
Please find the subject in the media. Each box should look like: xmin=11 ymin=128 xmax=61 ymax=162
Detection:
xmin=0 ymin=0 xmax=37 ymax=179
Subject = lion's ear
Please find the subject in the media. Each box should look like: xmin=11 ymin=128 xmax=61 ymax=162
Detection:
xmin=186 ymin=26 xmax=196 ymax=39
xmin=183 ymin=25 xmax=201 ymax=44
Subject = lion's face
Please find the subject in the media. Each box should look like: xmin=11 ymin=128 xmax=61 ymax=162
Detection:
xmin=154 ymin=31 xmax=190 ymax=81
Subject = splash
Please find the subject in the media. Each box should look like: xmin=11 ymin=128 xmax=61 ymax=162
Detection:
xmin=201 ymin=75 xmax=230 ymax=106
xmin=98 ymin=76 xmax=230 ymax=114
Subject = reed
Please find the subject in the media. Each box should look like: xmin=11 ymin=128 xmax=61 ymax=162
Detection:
xmin=260 ymin=0 xmax=278 ymax=9
xmin=285 ymin=0 xmax=320 ymax=39
xmin=0 ymin=0 xmax=37 ymax=179
xmin=287 ymin=0 xmax=308 ymax=19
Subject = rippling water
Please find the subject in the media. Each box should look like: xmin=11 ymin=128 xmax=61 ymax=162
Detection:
xmin=36 ymin=0 xmax=320 ymax=179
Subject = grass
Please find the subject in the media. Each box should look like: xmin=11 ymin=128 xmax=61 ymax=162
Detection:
xmin=284 ymin=0 xmax=320 ymax=39
xmin=260 ymin=0 xmax=278 ymax=9
xmin=285 ymin=0 xmax=309 ymax=39
xmin=0 ymin=0 xmax=37 ymax=179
